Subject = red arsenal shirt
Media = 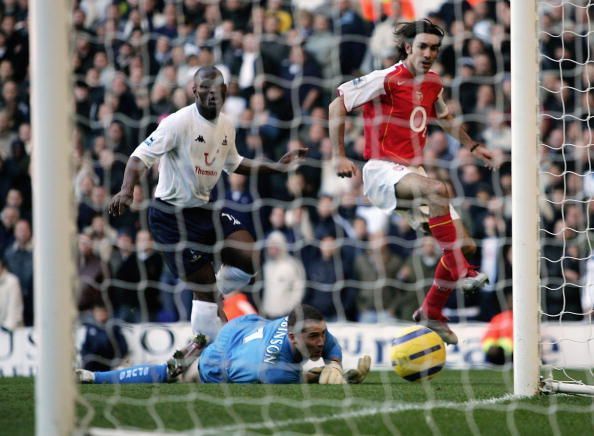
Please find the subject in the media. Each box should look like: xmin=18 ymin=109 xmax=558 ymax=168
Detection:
xmin=337 ymin=62 xmax=448 ymax=165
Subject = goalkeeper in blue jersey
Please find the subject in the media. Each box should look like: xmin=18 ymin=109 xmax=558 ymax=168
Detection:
xmin=76 ymin=305 xmax=371 ymax=385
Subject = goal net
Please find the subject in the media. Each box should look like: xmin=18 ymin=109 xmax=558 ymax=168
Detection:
xmin=18 ymin=0 xmax=594 ymax=434
xmin=537 ymin=0 xmax=594 ymax=395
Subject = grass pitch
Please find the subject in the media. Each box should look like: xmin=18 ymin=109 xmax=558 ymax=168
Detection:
xmin=1 ymin=370 xmax=593 ymax=435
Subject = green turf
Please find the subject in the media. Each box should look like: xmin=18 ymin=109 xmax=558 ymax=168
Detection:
xmin=1 ymin=370 xmax=592 ymax=435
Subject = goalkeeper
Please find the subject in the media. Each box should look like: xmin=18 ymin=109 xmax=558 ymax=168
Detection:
xmin=77 ymin=304 xmax=371 ymax=385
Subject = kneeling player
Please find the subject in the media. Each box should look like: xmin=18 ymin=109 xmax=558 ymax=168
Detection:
xmin=76 ymin=305 xmax=371 ymax=385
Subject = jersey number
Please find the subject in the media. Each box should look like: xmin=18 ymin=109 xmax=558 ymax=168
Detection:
xmin=409 ymin=106 xmax=427 ymax=134
xmin=243 ymin=327 xmax=264 ymax=344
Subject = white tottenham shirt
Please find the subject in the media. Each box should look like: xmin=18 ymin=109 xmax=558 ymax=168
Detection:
xmin=131 ymin=104 xmax=243 ymax=208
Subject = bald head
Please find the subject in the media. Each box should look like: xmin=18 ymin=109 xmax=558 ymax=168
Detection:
xmin=194 ymin=65 xmax=223 ymax=82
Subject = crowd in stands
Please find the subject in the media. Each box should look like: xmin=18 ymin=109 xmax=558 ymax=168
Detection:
xmin=0 ymin=0 xmax=591 ymax=335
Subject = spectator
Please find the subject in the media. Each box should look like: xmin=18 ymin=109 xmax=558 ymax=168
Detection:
xmin=93 ymin=51 xmax=116 ymax=89
xmin=0 ymin=205 xmax=18 ymax=253
xmin=75 ymin=169 xmax=98 ymax=205
xmin=155 ymin=4 xmax=178 ymax=39
xmin=77 ymin=232 xmax=109 ymax=312
xmin=4 ymin=219 xmax=33 ymax=326
xmin=0 ymin=254 xmax=22 ymax=330
xmin=106 ymin=120 xmax=131 ymax=157
xmin=397 ymin=236 xmax=441 ymax=317
xmin=314 ymin=194 xmax=355 ymax=240
xmin=108 ymin=230 xmax=142 ymax=323
xmin=95 ymin=147 xmax=126 ymax=196
xmin=482 ymin=109 xmax=511 ymax=152
xmin=135 ymin=229 xmax=164 ymax=322
xmin=0 ymin=109 xmax=16 ymax=159
xmin=249 ymin=92 xmax=284 ymax=156
xmin=221 ymin=0 xmax=252 ymax=32
xmin=78 ymin=185 xmax=107 ymax=231
xmin=336 ymin=0 xmax=369 ymax=76
xmin=365 ymin=0 xmax=402 ymax=70
xmin=221 ymin=80 xmax=246 ymax=126
xmin=261 ymin=231 xmax=306 ymax=318
xmin=259 ymin=13 xmax=289 ymax=77
xmin=266 ymin=206 xmax=296 ymax=245
xmin=476 ymin=213 xmax=507 ymax=321
xmin=304 ymin=13 xmax=339 ymax=81
xmin=303 ymin=232 xmax=357 ymax=321
xmin=354 ymin=232 xmax=404 ymax=322
xmin=285 ymin=205 xmax=315 ymax=245
xmin=541 ymin=219 xmax=584 ymax=321
xmin=80 ymin=301 xmax=129 ymax=372
xmin=266 ymin=0 xmax=293 ymax=34
xmin=279 ymin=45 xmax=323 ymax=116
xmin=1 ymin=79 xmax=29 ymax=128
xmin=84 ymin=214 xmax=116 ymax=264
xmin=235 ymin=32 xmax=260 ymax=98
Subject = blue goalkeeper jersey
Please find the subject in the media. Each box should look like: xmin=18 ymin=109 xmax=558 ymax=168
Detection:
xmin=198 ymin=314 xmax=342 ymax=384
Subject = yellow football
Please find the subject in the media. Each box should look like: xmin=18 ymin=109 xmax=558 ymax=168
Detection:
xmin=390 ymin=325 xmax=446 ymax=382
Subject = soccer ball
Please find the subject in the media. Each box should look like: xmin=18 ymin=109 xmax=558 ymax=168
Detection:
xmin=390 ymin=325 xmax=446 ymax=382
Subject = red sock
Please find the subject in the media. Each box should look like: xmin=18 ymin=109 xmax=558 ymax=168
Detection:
xmin=428 ymin=213 xmax=456 ymax=249
xmin=428 ymin=213 xmax=468 ymax=279
xmin=422 ymin=256 xmax=455 ymax=319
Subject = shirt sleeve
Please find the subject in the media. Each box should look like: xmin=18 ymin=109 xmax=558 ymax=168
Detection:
xmin=434 ymin=88 xmax=449 ymax=119
xmin=131 ymin=115 xmax=177 ymax=168
xmin=336 ymin=68 xmax=388 ymax=112
xmin=222 ymin=128 xmax=244 ymax=174
xmin=322 ymin=330 xmax=342 ymax=362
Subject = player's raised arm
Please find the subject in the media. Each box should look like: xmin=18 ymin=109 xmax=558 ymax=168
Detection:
xmin=329 ymin=95 xmax=358 ymax=178
xmin=437 ymin=112 xmax=498 ymax=170
xmin=107 ymin=156 xmax=147 ymax=216
xmin=233 ymin=148 xmax=308 ymax=176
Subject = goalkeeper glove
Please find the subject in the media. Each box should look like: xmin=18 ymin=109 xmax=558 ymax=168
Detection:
xmin=344 ymin=355 xmax=371 ymax=384
xmin=305 ymin=366 xmax=323 ymax=384
xmin=319 ymin=361 xmax=346 ymax=384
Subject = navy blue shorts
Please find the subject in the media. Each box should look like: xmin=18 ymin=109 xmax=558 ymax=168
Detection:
xmin=148 ymin=199 xmax=246 ymax=279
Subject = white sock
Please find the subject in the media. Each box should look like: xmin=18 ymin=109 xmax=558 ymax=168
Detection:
xmin=190 ymin=300 xmax=221 ymax=341
xmin=215 ymin=265 xmax=255 ymax=296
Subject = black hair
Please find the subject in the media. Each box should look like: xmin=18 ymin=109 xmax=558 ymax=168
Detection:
xmin=393 ymin=19 xmax=445 ymax=61
xmin=288 ymin=304 xmax=324 ymax=332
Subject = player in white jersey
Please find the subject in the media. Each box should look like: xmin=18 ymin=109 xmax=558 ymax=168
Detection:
xmin=107 ymin=66 xmax=306 ymax=342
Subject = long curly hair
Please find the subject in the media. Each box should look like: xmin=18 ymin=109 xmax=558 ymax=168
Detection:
xmin=393 ymin=19 xmax=445 ymax=61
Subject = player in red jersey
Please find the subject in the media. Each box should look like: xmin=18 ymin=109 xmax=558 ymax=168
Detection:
xmin=329 ymin=19 xmax=497 ymax=345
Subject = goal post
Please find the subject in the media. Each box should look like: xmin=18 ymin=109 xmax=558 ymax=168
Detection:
xmin=31 ymin=0 xmax=76 ymax=434
xmin=511 ymin=0 xmax=541 ymax=397
xmin=514 ymin=0 xmax=594 ymax=397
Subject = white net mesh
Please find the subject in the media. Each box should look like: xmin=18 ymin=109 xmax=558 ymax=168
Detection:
xmin=538 ymin=0 xmax=594 ymax=390
xmin=67 ymin=1 xmax=527 ymax=431
xmin=3 ymin=0 xmax=594 ymax=434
